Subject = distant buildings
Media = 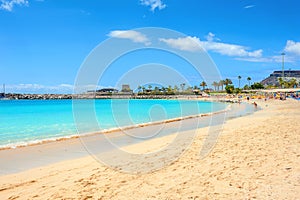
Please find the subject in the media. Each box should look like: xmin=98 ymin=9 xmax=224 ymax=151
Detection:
xmin=89 ymin=84 xmax=133 ymax=95
xmin=96 ymin=88 xmax=118 ymax=93
xmin=121 ymin=84 xmax=133 ymax=94
xmin=121 ymin=84 xmax=132 ymax=92
xmin=261 ymin=70 xmax=300 ymax=86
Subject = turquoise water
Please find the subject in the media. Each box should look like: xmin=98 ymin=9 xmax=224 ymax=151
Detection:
xmin=0 ymin=99 xmax=227 ymax=148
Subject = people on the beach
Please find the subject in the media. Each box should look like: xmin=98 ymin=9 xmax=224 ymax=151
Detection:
xmin=253 ymin=102 xmax=257 ymax=107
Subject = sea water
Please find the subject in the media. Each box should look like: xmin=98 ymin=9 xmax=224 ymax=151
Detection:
xmin=0 ymin=99 xmax=227 ymax=148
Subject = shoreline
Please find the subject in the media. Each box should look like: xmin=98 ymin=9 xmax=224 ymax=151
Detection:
xmin=0 ymin=99 xmax=235 ymax=150
xmin=0 ymin=101 xmax=256 ymax=175
xmin=0 ymin=98 xmax=298 ymax=199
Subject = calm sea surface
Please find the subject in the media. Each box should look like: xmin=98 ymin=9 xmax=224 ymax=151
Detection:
xmin=0 ymin=99 xmax=227 ymax=148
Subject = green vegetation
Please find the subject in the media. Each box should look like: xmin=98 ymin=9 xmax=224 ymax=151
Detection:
xmin=278 ymin=78 xmax=298 ymax=88
xmin=136 ymin=74 xmax=299 ymax=96
xmin=250 ymin=82 xmax=264 ymax=89
xmin=224 ymin=78 xmax=233 ymax=86
xmin=225 ymin=85 xmax=234 ymax=94
xmin=137 ymin=83 xmax=197 ymax=95
xmin=234 ymin=88 xmax=242 ymax=94
xmin=243 ymin=85 xmax=250 ymax=90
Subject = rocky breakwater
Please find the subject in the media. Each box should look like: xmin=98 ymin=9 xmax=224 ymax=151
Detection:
xmin=4 ymin=93 xmax=73 ymax=100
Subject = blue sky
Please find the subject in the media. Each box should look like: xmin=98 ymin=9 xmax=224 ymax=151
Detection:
xmin=0 ymin=0 xmax=300 ymax=93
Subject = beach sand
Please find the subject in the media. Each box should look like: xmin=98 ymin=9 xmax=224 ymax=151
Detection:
xmin=0 ymin=99 xmax=299 ymax=199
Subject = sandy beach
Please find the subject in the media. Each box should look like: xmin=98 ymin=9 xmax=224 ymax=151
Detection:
xmin=0 ymin=99 xmax=299 ymax=199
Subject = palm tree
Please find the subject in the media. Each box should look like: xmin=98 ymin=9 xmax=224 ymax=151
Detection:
xmin=224 ymin=78 xmax=232 ymax=86
xmin=167 ymin=85 xmax=173 ymax=93
xmin=278 ymin=77 xmax=284 ymax=88
xmin=289 ymin=78 xmax=297 ymax=88
xmin=219 ymin=80 xmax=225 ymax=91
xmin=238 ymin=76 xmax=242 ymax=89
xmin=200 ymin=81 xmax=207 ymax=90
xmin=173 ymin=85 xmax=179 ymax=93
xmin=148 ymin=84 xmax=152 ymax=91
xmin=212 ymin=81 xmax=218 ymax=91
xmin=137 ymin=85 xmax=142 ymax=93
xmin=180 ymin=83 xmax=186 ymax=92
xmin=247 ymin=77 xmax=251 ymax=87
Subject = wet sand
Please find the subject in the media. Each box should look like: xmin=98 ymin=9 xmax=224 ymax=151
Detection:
xmin=0 ymin=99 xmax=299 ymax=199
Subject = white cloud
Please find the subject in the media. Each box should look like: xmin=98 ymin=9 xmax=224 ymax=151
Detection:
xmin=244 ymin=5 xmax=255 ymax=9
xmin=5 ymin=84 xmax=123 ymax=94
xmin=159 ymin=33 xmax=263 ymax=58
xmin=284 ymin=40 xmax=300 ymax=56
xmin=0 ymin=0 xmax=28 ymax=12
xmin=202 ymin=41 xmax=263 ymax=57
xmin=235 ymin=57 xmax=271 ymax=62
xmin=236 ymin=54 xmax=295 ymax=63
xmin=271 ymin=54 xmax=295 ymax=63
xmin=206 ymin=32 xmax=217 ymax=42
xmin=234 ymin=40 xmax=300 ymax=63
xmin=140 ymin=0 xmax=166 ymax=12
xmin=6 ymin=84 xmax=74 ymax=93
xmin=108 ymin=30 xmax=151 ymax=45
xmin=159 ymin=36 xmax=203 ymax=52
